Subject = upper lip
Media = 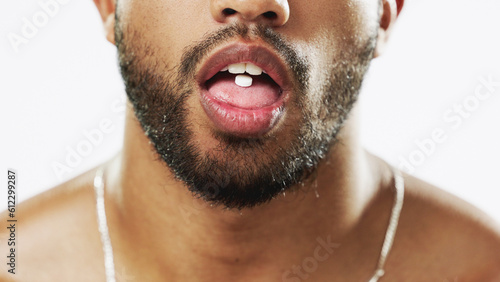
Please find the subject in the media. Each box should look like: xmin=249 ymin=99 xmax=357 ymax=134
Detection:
xmin=196 ymin=42 xmax=292 ymax=91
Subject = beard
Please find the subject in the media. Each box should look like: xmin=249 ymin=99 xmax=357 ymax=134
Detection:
xmin=115 ymin=19 xmax=376 ymax=210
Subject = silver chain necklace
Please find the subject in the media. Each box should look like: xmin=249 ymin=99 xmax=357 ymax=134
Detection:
xmin=94 ymin=168 xmax=404 ymax=282
xmin=94 ymin=169 xmax=116 ymax=282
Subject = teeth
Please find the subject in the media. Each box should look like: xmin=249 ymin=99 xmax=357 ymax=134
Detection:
xmin=245 ymin=63 xmax=263 ymax=75
xmin=224 ymin=63 xmax=264 ymax=87
xmin=235 ymin=74 xmax=253 ymax=87
xmin=226 ymin=63 xmax=264 ymax=76
xmin=228 ymin=63 xmax=246 ymax=74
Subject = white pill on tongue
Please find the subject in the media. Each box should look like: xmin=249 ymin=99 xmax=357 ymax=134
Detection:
xmin=235 ymin=74 xmax=253 ymax=87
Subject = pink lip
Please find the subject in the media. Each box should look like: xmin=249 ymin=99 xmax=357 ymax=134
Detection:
xmin=196 ymin=42 xmax=292 ymax=137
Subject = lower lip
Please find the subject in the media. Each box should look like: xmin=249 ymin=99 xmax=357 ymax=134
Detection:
xmin=200 ymin=91 xmax=286 ymax=137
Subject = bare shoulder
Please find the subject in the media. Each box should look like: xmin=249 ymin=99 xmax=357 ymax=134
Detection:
xmin=387 ymin=173 xmax=500 ymax=281
xmin=0 ymin=167 xmax=106 ymax=281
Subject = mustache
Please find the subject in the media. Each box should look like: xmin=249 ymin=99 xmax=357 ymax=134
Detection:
xmin=178 ymin=23 xmax=309 ymax=90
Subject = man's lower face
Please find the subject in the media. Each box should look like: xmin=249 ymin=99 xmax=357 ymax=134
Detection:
xmin=116 ymin=20 xmax=376 ymax=209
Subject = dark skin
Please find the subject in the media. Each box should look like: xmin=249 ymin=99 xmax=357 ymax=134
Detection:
xmin=1 ymin=0 xmax=500 ymax=281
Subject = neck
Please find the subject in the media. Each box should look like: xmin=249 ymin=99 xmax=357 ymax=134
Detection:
xmin=103 ymin=103 xmax=384 ymax=280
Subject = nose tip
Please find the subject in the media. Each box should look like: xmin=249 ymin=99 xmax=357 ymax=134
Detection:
xmin=211 ymin=0 xmax=290 ymax=27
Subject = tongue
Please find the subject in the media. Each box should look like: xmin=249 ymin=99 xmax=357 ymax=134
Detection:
xmin=206 ymin=72 xmax=281 ymax=109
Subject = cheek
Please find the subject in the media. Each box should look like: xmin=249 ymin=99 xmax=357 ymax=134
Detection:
xmin=284 ymin=0 xmax=379 ymax=89
xmin=119 ymin=0 xmax=216 ymax=67
xmin=284 ymin=0 xmax=379 ymax=50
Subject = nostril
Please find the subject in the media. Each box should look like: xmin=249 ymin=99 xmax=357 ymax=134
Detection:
xmin=222 ymin=8 xmax=237 ymax=16
xmin=262 ymin=11 xmax=277 ymax=20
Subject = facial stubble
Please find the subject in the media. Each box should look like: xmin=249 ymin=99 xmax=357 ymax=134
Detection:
xmin=116 ymin=20 xmax=376 ymax=210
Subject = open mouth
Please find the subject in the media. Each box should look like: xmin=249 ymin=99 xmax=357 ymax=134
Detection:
xmin=197 ymin=44 xmax=291 ymax=137
xmin=205 ymin=62 xmax=282 ymax=109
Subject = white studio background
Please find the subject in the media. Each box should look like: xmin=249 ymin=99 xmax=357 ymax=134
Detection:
xmin=1 ymin=0 xmax=499 ymax=221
